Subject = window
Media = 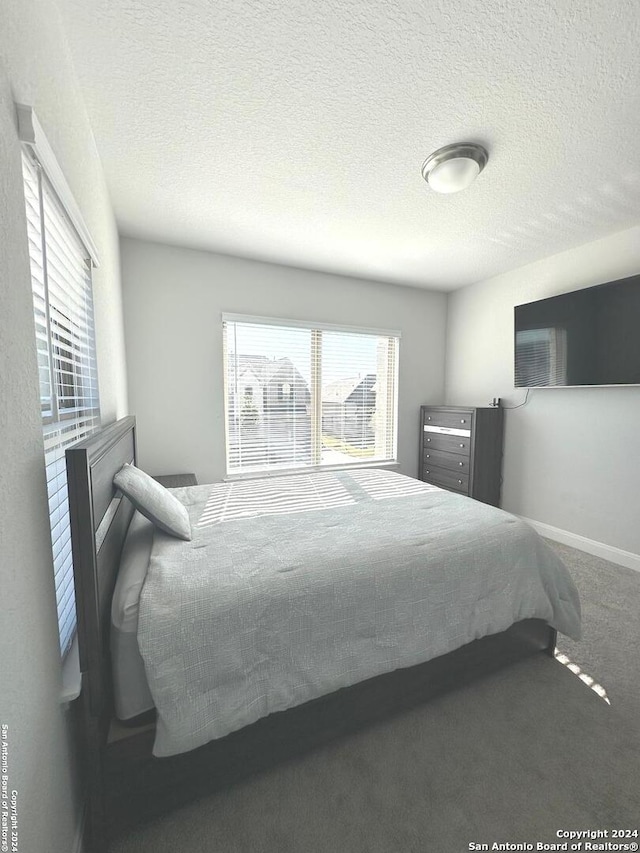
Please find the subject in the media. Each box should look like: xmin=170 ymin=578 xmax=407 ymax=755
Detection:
xmin=21 ymin=146 xmax=100 ymax=657
xmin=223 ymin=315 xmax=399 ymax=475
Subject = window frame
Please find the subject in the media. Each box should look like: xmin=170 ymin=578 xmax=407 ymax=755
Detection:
xmin=19 ymin=104 xmax=101 ymax=659
xmin=222 ymin=314 xmax=400 ymax=479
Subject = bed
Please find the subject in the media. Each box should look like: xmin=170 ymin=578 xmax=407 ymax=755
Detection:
xmin=66 ymin=416 xmax=580 ymax=852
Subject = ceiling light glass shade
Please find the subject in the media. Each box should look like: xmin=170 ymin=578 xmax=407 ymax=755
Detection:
xmin=421 ymin=143 xmax=488 ymax=193
xmin=427 ymin=157 xmax=479 ymax=193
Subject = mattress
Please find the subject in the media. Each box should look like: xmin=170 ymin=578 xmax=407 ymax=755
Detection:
xmin=130 ymin=469 xmax=581 ymax=757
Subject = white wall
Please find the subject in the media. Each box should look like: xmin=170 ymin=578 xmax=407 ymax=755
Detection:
xmin=122 ymin=238 xmax=447 ymax=484
xmin=445 ymin=225 xmax=640 ymax=557
xmin=0 ymin=2 xmax=127 ymax=851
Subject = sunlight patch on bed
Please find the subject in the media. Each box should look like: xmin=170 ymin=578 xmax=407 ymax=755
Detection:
xmin=554 ymin=650 xmax=610 ymax=705
xmin=197 ymin=473 xmax=355 ymax=526
xmin=347 ymin=468 xmax=440 ymax=499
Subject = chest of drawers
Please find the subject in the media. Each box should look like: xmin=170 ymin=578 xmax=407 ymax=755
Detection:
xmin=419 ymin=405 xmax=503 ymax=506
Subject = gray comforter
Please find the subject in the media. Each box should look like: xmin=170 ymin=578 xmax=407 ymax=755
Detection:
xmin=137 ymin=470 xmax=581 ymax=757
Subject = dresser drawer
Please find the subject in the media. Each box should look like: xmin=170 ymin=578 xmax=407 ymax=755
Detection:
xmin=422 ymin=464 xmax=469 ymax=494
xmin=422 ymin=432 xmax=471 ymax=456
xmin=423 ymin=409 xmax=473 ymax=430
xmin=423 ymin=448 xmax=470 ymax=473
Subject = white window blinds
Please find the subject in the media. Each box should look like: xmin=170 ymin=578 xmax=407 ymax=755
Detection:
xmin=223 ymin=316 xmax=399 ymax=475
xmin=22 ymin=150 xmax=100 ymax=657
xmin=515 ymin=327 xmax=568 ymax=387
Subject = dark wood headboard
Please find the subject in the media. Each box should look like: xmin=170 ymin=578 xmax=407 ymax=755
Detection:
xmin=66 ymin=416 xmax=138 ymax=724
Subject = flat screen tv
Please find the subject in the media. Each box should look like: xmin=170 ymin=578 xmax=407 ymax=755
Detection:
xmin=514 ymin=274 xmax=640 ymax=388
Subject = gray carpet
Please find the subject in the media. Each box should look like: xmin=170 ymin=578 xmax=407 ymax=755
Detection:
xmin=551 ymin=541 xmax=640 ymax=729
xmin=111 ymin=543 xmax=640 ymax=853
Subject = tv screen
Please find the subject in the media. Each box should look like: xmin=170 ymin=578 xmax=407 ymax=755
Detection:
xmin=514 ymin=274 xmax=640 ymax=388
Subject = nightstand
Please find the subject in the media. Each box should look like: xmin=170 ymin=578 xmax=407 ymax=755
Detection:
xmin=153 ymin=473 xmax=198 ymax=488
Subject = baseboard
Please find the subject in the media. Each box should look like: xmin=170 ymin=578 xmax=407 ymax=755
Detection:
xmin=519 ymin=516 xmax=640 ymax=574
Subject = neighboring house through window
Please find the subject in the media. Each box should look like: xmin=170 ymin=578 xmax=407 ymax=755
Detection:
xmin=19 ymin=106 xmax=101 ymax=657
xmin=223 ymin=315 xmax=399 ymax=475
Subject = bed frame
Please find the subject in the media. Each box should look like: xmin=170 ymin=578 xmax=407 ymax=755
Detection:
xmin=66 ymin=416 xmax=556 ymax=853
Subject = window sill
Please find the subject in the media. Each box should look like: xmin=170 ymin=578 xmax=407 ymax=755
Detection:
xmin=224 ymin=459 xmax=400 ymax=482
xmin=60 ymin=633 xmax=82 ymax=705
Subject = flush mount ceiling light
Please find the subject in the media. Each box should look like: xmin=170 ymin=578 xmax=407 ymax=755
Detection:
xmin=421 ymin=143 xmax=489 ymax=194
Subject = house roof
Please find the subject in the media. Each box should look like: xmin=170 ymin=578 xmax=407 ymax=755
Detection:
xmin=322 ymin=374 xmax=376 ymax=404
xmin=232 ymin=356 xmax=308 ymax=388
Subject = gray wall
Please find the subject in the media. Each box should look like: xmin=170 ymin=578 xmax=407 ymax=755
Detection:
xmin=0 ymin=2 xmax=128 ymax=851
xmin=121 ymin=238 xmax=447 ymax=484
xmin=445 ymin=224 xmax=640 ymax=556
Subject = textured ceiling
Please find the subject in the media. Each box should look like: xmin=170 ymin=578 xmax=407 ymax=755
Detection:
xmin=57 ymin=0 xmax=640 ymax=290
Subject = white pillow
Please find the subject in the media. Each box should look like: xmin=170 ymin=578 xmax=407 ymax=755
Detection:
xmin=113 ymin=463 xmax=192 ymax=541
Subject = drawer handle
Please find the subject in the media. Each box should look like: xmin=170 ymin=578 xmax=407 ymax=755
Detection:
xmin=426 ymin=454 xmax=430 ymax=458
xmin=459 ymin=443 xmax=465 ymax=448
xmin=459 ymin=462 xmax=463 ymax=467
xmin=458 ymin=479 xmax=463 ymax=484
xmin=426 ymin=438 xmax=431 ymax=442
xmin=427 ymin=416 xmax=431 ymax=420
xmin=426 ymin=470 xmax=430 ymax=475
xmin=460 ymin=419 xmax=466 ymax=424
